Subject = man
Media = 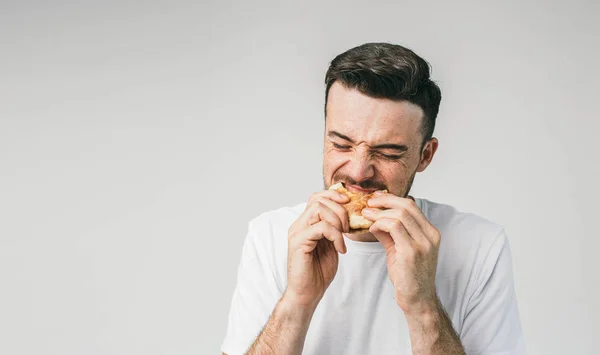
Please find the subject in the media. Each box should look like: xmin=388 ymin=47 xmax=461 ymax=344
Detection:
xmin=221 ymin=43 xmax=525 ymax=355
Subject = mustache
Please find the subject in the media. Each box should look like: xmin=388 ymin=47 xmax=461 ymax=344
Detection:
xmin=332 ymin=174 xmax=387 ymax=191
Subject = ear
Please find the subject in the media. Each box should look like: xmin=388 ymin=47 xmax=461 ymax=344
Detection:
xmin=416 ymin=137 xmax=439 ymax=173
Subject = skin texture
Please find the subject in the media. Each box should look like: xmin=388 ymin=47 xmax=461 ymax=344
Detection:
xmin=237 ymin=82 xmax=465 ymax=355
xmin=322 ymin=82 xmax=435 ymax=242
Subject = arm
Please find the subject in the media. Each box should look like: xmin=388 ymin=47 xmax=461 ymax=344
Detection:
xmin=221 ymin=190 xmax=350 ymax=355
xmin=247 ymin=190 xmax=350 ymax=354
xmin=247 ymin=293 xmax=317 ymax=355
xmin=365 ymin=195 xmax=466 ymax=355
xmin=365 ymin=195 xmax=525 ymax=354
xmin=405 ymin=299 xmax=465 ymax=355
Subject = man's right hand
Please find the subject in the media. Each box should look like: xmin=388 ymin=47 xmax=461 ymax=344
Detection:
xmin=244 ymin=190 xmax=350 ymax=355
xmin=284 ymin=189 xmax=350 ymax=309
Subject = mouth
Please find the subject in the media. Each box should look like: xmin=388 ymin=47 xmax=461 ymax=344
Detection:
xmin=345 ymin=184 xmax=379 ymax=194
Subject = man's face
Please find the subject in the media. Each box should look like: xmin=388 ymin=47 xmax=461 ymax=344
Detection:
xmin=323 ymin=82 xmax=438 ymax=197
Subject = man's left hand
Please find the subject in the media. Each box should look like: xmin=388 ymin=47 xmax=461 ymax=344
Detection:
xmin=362 ymin=192 xmax=441 ymax=315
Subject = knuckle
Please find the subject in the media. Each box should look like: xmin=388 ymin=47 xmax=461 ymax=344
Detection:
xmin=431 ymin=229 xmax=441 ymax=244
xmin=369 ymin=220 xmax=380 ymax=230
xmin=328 ymin=220 xmax=341 ymax=232
xmin=324 ymin=221 xmax=336 ymax=232
xmin=319 ymin=220 xmax=332 ymax=231
xmin=313 ymin=219 xmax=325 ymax=229
xmin=312 ymin=201 xmax=326 ymax=213
xmin=398 ymin=208 xmax=410 ymax=219
xmin=332 ymin=201 xmax=346 ymax=216
xmin=331 ymin=225 xmax=343 ymax=237
xmin=308 ymin=191 xmax=325 ymax=204
xmin=309 ymin=222 xmax=325 ymax=236
xmin=420 ymin=240 xmax=432 ymax=254
xmin=391 ymin=219 xmax=403 ymax=231
xmin=315 ymin=197 xmax=331 ymax=208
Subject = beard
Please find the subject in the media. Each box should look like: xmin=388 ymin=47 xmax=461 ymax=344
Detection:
xmin=323 ymin=169 xmax=417 ymax=198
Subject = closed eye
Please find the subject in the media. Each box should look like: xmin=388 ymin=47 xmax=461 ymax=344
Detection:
xmin=333 ymin=143 xmax=402 ymax=159
xmin=379 ymin=153 xmax=402 ymax=160
xmin=332 ymin=143 xmax=351 ymax=150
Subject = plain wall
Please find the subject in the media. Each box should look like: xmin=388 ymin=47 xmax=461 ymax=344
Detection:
xmin=1 ymin=0 xmax=598 ymax=354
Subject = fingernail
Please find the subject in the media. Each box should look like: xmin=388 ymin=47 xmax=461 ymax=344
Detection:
xmin=362 ymin=208 xmax=374 ymax=214
xmin=373 ymin=190 xmax=385 ymax=196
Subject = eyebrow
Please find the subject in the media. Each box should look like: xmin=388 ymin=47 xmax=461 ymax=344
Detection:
xmin=327 ymin=130 xmax=409 ymax=152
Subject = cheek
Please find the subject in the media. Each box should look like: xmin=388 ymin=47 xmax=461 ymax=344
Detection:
xmin=378 ymin=163 xmax=410 ymax=188
xmin=323 ymin=150 xmax=347 ymax=175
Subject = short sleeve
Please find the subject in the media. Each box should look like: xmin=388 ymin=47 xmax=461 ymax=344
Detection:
xmin=221 ymin=220 xmax=284 ymax=355
xmin=460 ymin=231 xmax=526 ymax=355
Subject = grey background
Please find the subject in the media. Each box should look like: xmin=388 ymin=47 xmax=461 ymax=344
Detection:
xmin=1 ymin=0 xmax=598 ymax=354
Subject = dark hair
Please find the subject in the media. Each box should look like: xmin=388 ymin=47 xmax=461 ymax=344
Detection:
xmin=325 ymin=42 xmax=442 ymax=148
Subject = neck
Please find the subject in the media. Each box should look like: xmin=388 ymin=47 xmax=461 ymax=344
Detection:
xmin=345 ymin=231 xmax=378 ymax=242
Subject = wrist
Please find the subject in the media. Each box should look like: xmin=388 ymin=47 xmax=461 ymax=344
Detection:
xmin=403 ymin=297 xmax=447 ymax=339
xmin=281 ymin=290 xmax=321 ymax=315
xmin=401 ymin=297 xmax=465 ymax=354
xmin=400 ymin=296 xmax=441 ymax=320
xmin=247 ymin=291 xmax=317 ymax=354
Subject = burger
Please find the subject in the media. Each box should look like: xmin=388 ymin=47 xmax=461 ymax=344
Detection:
xmin=329 ymin=182 xmax=388 ymax=232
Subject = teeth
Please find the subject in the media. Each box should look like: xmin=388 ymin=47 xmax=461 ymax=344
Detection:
xmin=329 ymin=182 xmax=344 ymax=190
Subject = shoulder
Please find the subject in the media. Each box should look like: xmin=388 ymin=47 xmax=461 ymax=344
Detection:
xmin=418 ymin=198 xmax=505 ymax=248
xmin=238 ymin=202 xmax=306 ymax=289
xmin=419 ymin=198 xmax=511 ymax=286
xmin=419 ymin=199 xmax=514 ymax=318
xmin=243 ymin=202 xmax=306 ymax=258
xmin=247 ymin=202 xmax=306 ymax=236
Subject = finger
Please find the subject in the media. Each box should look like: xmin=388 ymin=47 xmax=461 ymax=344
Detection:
xmin=308 ymin=189 xmax=350 ymax=206
xmin=360 ymin=207 xmax=383 ymax=221
xmin=369 ymin=222 xmax=395 ymax=250
xmin=368 ymin=195 xmax=437 ymax=238
xmin=362 ymin=207 xmax=427 ymax=244
xmin=312 ymin=197 xmax=349 ymax=233
xmin=367 ymin=195 xmax=422 ymax=221
xmin=301 ymin=221 xmax=346 ymax=254
xmin=303 ymin=201 xmax=344 ymax=233
xmin=370 ymin=218 xmax=413 ymax=250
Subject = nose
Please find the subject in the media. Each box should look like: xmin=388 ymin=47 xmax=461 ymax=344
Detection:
xmin=346 ymin=145 xmax=375 ymax=182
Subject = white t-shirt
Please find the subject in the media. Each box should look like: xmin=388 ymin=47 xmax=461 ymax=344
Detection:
xmin=221 ymin=198 xmax=526 ymax=355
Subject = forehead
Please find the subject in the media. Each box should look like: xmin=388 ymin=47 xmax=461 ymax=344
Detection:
xmin=325 ymin=82 xmax=424 ymax=145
